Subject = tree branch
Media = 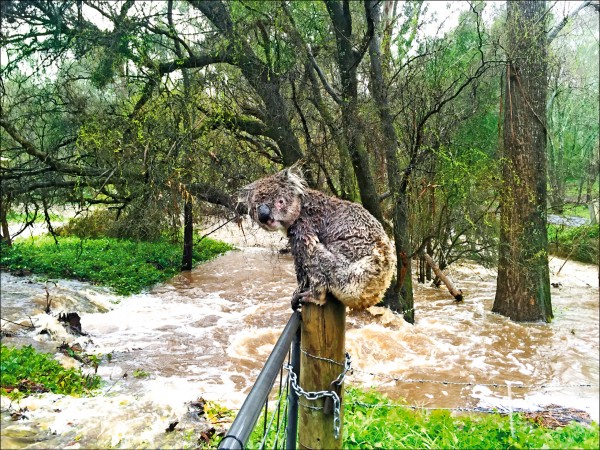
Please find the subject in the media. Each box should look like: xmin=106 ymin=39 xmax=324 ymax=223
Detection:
xmin=280 ymin=2 xmax=344 ymax=105
xmin=0 ymin=117 xmax=109 ymax=178
xmin=547 ymin=1 xmax=592 ymax=43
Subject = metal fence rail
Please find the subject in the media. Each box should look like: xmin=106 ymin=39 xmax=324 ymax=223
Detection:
xmin=219 ymin=311 xmax=301 ymax=450
xmin=219 ymin=309 xmax=598 ymax=449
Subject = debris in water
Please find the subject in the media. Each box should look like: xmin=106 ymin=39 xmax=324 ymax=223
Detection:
xmin=58 ymin=312 xmax=84 ymax=335
xmin=165 ymin=421 xmax=178 ymax=432
xmin=523 ymin=405 xmax=592 ymax=428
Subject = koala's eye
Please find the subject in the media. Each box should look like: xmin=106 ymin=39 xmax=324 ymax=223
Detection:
xmin=277 ymin=198 xmax=286 ymax=207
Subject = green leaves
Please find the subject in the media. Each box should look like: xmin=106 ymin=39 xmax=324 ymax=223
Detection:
xmin=0 ymin=345 xmax=101 ymax=399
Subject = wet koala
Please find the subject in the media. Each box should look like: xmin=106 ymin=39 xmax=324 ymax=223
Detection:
xmin=243 ymin=166 xmax=396 ymax=310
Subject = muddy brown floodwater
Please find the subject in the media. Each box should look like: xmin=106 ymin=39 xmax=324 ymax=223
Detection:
xmin=0 ymin=221 xmax=598 ymax=449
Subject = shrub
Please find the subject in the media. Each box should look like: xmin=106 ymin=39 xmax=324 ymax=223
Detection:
xmin=56 ymin=209 xmax=117 ymax=239
xmin=548 ymin=224 xmax=599 ymax=264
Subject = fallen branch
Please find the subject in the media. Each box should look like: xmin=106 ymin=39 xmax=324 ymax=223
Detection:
xmin=422 ymin=253 xmax=463 ymax=302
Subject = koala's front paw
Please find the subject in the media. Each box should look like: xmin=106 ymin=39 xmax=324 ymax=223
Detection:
xmin=294 ymin=290 xmax=327 ymax=308
xmin=303 ymin=234 xmax=320 ymax=253
xmin=309 ymin=288 xmax=327 ymax=305
xmin=291 ymin=290 xmax=308 ymax=311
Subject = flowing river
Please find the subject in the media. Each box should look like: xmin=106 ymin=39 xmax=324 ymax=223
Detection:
xmin=1 ymin=223 xmax=598 ymax=449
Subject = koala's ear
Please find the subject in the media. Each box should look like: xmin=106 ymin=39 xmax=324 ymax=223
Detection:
xmin=238 ymin=181 xmax=256 ymax=205
xmin=283 ymin=161 xmax=307 ymax=195
xmin=284 ymin=160 xmax=305 ymax=179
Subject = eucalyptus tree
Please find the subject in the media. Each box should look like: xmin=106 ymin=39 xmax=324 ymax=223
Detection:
xmin=493 ymin=0 xmax=598 ymax=322
xmin=362 ymin=1 xmax=504 ymax=319
xmin=493 ymin=0 xmax=552 ymax=322
xmin=0 ymin=0 xmax=298 ymax=246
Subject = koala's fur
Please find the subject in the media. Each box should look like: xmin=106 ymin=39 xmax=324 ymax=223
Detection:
xmin=243 ymin=166 xmax=396 ymax=310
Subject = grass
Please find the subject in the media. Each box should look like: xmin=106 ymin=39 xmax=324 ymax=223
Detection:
xmin=0 ymin=345 xmax=101 ymax=399
xmin=559 ymin=203 xmax=592 ymax=219
xmin=0 ymin=235 xmax=234 ymax=295
xmin=240 ymin=387 xmax=599 ymax=449
xmin=6 ymin=210 xmax=67 ymax=223
xmin=548 ymin=223 xmax=599 ymax=264
xmin=343 ymin=388 xmax=598 ymax=449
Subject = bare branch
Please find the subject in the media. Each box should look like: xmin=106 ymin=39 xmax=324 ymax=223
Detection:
xmin=547 ymin=1 xmax=592 ymax=43
xmin=280 ymin=2 xmax=344 ymax=105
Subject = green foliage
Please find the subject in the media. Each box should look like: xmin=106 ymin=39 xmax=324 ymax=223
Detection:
xmin=548 ymin=224 xmax=599 ymax=264
xmin=241 ymin=387 xmax=598 ymax=449
xmin=56 ymin=210 xmax=116 ymax=239
xmin=0 ymin=345 xmax=101 ymax=399
xmin=343 ymin=387 xmax=599 ymax=449
xmin=6 ymin=211 xmax=66 ymax=223
xmin=132 ymin=369 xmax=150 ymax=379
xmin=0 ymin=235 xmax=234 ymax=295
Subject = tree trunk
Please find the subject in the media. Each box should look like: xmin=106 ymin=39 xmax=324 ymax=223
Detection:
xmin=325 ymin=1 xmax=384 ymax=224
xmin=426 ymin=240 xmax=433 ymax=281
xmin=190 ymin=0 xmax=303 ymax=168
xmin=181 ymin=199 xmax=193 ymax=271
xmin=493 ymin=0 xmax=552 ymax=322
xmin=0 ymin=194 xmax=12 ymax=246
xmin=366 ymin=0 xmax=414 ymax=322
xmin=306 ymin=64 xmax=358 ymax=201
xmin=169 ymin=1 xmax=195 ymax=273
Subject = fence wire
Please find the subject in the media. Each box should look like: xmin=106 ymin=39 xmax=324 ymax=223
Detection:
xmin=222 ymin=314 xmax=598 ymax=450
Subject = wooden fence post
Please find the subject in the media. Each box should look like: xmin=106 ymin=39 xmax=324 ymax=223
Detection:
xmin=298 ymin=294 xmax=346 ymax=449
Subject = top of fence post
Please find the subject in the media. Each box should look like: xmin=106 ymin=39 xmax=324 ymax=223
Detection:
xmin=298 ymin=295 xmax=346 ymax=449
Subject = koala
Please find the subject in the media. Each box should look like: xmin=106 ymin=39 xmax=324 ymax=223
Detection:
xmin=243 ymin=165 xmax=396 ymax=310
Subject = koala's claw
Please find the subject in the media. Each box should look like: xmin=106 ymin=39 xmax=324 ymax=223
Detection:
xmin=303 ymin=234 xmax=319 ymax=247
xmin=291 ymin=290 xmax=309 ymax=311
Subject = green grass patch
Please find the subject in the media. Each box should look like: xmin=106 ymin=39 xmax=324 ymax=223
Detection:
xmin=560 ymin=203 xmax=593 ymax=219
xmin=0 ymin=345 xmax=101 ymax=399
xmin=0 ymin=235 xmax=234 ymax=295
xmin=242 ymin=387 xmax=598 ymax=449
xmin=548 ymin=224 xmax=599 ymax=264
xmin=343 ymin=388 xmax=598 ymax=449
xmin=6 ymin=210 xmax=67 ymax=223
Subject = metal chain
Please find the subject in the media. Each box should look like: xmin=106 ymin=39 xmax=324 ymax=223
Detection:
xmin=284 ymin=352 xmax=352 ymax=440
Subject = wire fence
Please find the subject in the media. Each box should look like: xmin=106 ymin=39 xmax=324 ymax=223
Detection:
xmin=219 ymin=313 xmax=599 ymax=450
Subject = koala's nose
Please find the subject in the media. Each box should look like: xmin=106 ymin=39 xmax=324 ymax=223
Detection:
xmin=257 ymin=204 xmax=271 ymax=224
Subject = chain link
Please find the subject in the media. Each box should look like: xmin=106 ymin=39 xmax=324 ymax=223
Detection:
xmin=284 ymin=352 xmax=352 ymax=440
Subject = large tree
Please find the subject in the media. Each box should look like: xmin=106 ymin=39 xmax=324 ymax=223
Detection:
xmin=493 ymin=0 xmax=552 ymax=322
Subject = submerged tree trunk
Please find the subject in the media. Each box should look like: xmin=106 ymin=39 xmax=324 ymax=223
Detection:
xmin=493 ymin=0 xmax=552 ymax=322
xmin=423 ymin=253 xmax=463 ymax=302
xmin=366 ymin=0 xmax=414 ymax=322
xmin=181 ymin=199 xmax=193 ymax=271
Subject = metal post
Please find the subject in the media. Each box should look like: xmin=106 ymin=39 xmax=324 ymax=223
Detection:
xmin=219 ymin=311 xmax=301 ymax=450
xmin=285 ymin=326 xmax=301 ymax=449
